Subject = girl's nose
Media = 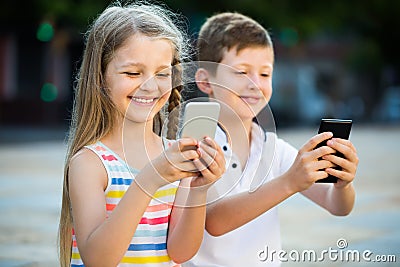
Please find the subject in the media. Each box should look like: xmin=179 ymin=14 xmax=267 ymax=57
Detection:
xmin=140 ymin=75 xmax=158 ymax=92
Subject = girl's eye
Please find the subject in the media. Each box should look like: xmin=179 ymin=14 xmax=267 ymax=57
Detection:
xmin=261 ymin=73 xmax=270 ymax=77
xmin=124 ymin=72 xmax=140 ymax=76
xmin=156 ymin=72 xmax=171 ymax=78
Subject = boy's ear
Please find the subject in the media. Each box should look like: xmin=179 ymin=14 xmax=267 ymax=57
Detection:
xmin=195 ymin=68 xmax=213 ymax=95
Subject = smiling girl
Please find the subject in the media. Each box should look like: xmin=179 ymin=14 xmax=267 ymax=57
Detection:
xmin=58 ymin=3 xmax=225 ymax=267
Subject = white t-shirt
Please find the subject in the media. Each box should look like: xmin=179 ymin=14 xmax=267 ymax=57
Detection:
xmin=183 ymin=123 xmax=298 ymax=267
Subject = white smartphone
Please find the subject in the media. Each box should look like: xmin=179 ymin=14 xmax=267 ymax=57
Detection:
xmin=178 ymin=102 xmax=220 ymax=140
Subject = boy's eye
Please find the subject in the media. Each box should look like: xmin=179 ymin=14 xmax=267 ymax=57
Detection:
xmin=261 ymin=73 xmax=270 ymax=77
xmin=235 ymin=71 xmax=247 ymax=75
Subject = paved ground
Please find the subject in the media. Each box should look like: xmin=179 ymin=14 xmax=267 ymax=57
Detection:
xmin=278 ymin=124 xmax=400 ymax=267
xmin=0 ymin=124 xmax=399 ymax=266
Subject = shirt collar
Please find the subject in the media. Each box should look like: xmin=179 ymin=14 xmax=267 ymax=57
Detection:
xmin=215 ymin=122 xmax=266 ymax=150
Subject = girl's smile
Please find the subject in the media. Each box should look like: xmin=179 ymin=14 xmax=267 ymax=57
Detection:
xmin=130 ymin=96 xmax=159 ymax=105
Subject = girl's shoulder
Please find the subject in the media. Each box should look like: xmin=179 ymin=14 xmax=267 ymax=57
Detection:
xmin=69 ymin=146 xmax=109 ymax=191
xmin=70 ymin=141 xmax=109 ymax=165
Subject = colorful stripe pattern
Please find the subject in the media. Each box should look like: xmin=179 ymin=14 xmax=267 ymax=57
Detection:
xmin=71 ymin=142 xmax=180 ymax=267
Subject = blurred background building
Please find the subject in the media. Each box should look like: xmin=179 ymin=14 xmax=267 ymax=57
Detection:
xmin=0 ymin=0 xmax=399 ymax=131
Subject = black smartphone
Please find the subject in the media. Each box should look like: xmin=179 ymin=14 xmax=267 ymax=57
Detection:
xmin=316 ymin=119 xmax=353 ymax=183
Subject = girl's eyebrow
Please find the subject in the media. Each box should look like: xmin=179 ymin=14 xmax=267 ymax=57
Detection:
xmin=156 ymin=65 xmax=172 ymax=71
xmin=118 ymin=62 xmax=171 ymax=71
xmin=118 ymin=62 xmax=144 ymax=68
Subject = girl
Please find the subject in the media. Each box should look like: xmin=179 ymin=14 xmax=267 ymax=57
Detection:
xmin=58 ymin=3 xmax=225 ymax=267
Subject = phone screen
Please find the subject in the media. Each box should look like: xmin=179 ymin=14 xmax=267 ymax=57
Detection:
xmin=316 ymin=119 xmax=352 ymax=183
xmin=179 ymin=102 xmax=220 ymax=140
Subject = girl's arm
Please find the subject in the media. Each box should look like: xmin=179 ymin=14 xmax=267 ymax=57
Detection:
xmin=167 ymin=138 xmax=226 ymax=263
xmin=166 ymin=178 xmax=208 ymax=263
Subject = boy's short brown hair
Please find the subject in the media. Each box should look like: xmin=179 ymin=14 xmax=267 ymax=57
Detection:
xmin=197 ymin=12 xmax=273 ymax=64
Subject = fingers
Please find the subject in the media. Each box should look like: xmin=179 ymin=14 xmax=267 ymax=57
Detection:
xmin=322 ymin=154 xmax=357 ymax=182
xmin=325 ymin=167 xmax=354 ymax=182
xmin=191 ymin=157 xmax=222 ymax=185
xmin=164 ymin=137 xmax=225 ymax=186
xmin=312 ymin=145 xmax=337 ymax=160
xmin=325 ymin=139 xmax=358 ymax=181
xmin=178 ymin=160 xmax=199 ymax=173
xmin=314 ymin=158 xmax=336 ymax=171
xmin=180 ymin=149 xmax=200 ymax=162
xmin=175 ymin=137 xmax=198 ymax=152
xmin=168 ymin=138 xmax=199 ymax=162
xmin=327 ymin=138 xmax=359 ymax=164
xmin=300 ymin=132 xmax=333 ymax=153
xmin=191 ymin=137 xmax=226 ymax=184
xmin=199 ymin=138 xmax=226 ymax=171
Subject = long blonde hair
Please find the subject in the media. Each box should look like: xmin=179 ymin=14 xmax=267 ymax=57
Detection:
xmin=58 ymin=2 xmax=189 ymax=266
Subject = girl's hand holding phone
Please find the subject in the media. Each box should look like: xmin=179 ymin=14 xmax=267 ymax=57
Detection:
xmin=153 ymin=137 xmax=202 ymax=183
xmin=137 ymin=136 xmax=225 ymax=196
xmin=190 ymin=136 xmax=226 ymax=189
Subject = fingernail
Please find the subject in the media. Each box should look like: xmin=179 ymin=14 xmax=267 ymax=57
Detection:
xmin=327 ymin=140 xmax=334 ymax=146
xmin=205 ymin=136 xmax=212 ymax=142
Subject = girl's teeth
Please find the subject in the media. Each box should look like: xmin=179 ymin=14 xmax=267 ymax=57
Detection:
xmin=132 ymin=97 xmax=154 ymax=103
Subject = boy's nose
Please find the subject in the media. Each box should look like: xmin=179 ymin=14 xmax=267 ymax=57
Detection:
xmin=247 ymin=74 xmax=262 ymax=91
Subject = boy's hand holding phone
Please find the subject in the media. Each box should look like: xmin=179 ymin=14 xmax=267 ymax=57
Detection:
xmin=284 ymin=119 xmax=358 ymax=193
xmin=284 ymin=132 xmax=336 ymax=193
xmin=315 ymin=119 xmax=358 ymax=187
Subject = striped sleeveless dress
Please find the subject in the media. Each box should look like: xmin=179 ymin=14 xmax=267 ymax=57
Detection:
xmin=70 ymin=141 xmax=180 ymax=267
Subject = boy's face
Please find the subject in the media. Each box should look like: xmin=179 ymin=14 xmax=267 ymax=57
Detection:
xmin=209 ymin=46 xmax=274 ymax=122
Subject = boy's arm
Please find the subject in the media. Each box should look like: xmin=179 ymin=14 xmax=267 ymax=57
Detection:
xmin=301 ymin=183 xmax=355 ymax=216
xmin=205 ymin=132 xmax=339 ymax=236
xmin=205 ymin=174 xmax=297 ymax=236
xmin=301 ymin=138 xmax=358 ymax=215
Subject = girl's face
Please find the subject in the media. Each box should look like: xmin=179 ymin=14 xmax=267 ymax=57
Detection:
xmin=105 ymin=33 xmax=174 ymax=124
xmin=210 ymin=46 xmax=274 ymax=122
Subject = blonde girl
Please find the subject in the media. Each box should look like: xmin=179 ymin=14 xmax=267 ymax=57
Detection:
xmin=58 ymin=2 xmax=225 ymax=267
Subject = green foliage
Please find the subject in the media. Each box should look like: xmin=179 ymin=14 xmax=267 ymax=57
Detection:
xmin=1 ymin=0 xmax=398 ymax=69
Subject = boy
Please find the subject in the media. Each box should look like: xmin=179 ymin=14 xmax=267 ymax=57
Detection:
xmin=183 ymin=12 xmax=359 ymax=267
